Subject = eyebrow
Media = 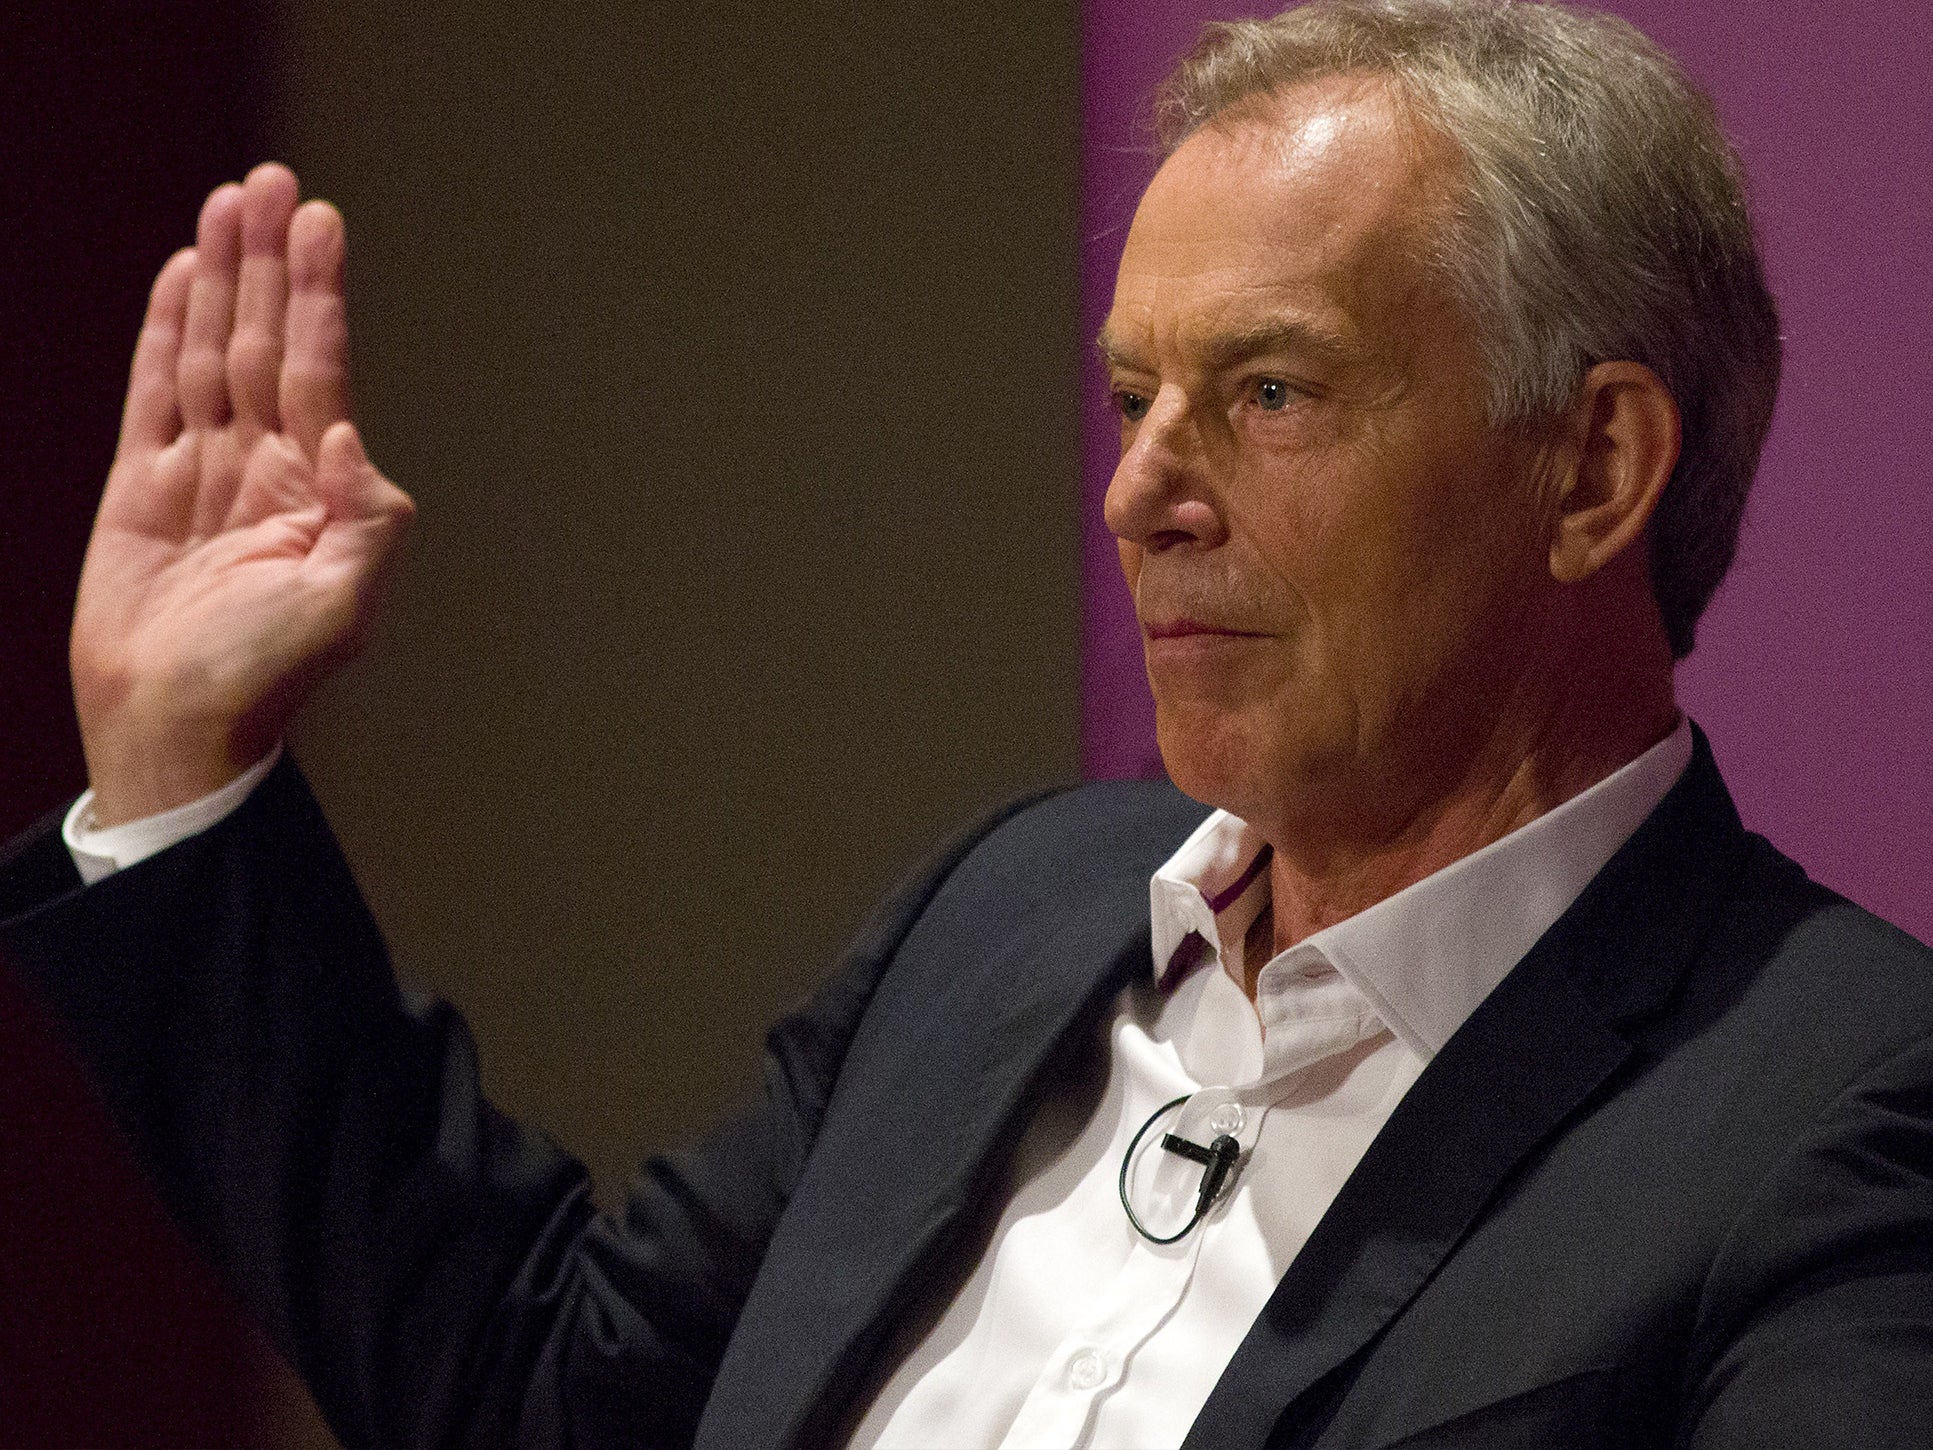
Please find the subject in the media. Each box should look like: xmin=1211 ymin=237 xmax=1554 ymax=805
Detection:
xmin=1095 ymin=317 xmax=1352 ymax=373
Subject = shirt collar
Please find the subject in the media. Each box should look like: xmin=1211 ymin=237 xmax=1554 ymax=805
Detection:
xmin=1148 ymin=718 xmax=1694 ymax=1061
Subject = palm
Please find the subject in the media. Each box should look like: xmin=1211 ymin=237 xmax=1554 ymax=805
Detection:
xmin=73 ymin=165 xmax=413 ymax=821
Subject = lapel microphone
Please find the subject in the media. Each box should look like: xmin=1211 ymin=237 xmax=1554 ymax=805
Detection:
xmin=1119 ymin=1093 xmax=1244 ymax=1245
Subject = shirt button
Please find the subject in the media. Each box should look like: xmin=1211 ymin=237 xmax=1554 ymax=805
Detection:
xmin=1208 ymin=1102 xmax=1245 ymax=1135
xmin=1068 ymin=1348 xmax=1108 ymax=1391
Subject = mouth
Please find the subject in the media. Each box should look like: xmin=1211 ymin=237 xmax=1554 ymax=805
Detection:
xmin=1143 ymin=618 xmax=1268 ymax=641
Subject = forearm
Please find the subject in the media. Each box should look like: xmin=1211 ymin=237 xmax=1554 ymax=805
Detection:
xmin=0 ymin=753 xmax=1011 ymax=1448
xmin=1 ymin=759 xmax=599 ymax=1446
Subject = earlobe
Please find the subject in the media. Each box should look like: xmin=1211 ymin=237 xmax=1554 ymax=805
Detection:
xmin=1547 ymin=362 xmax=1681 ymax=584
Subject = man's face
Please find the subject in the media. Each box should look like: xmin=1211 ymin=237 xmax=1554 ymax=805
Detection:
xmin=1101 ymin=75 xmax=1555 ymax=839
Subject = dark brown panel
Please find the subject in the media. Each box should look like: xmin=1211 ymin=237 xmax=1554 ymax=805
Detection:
xmin=275 ymin=3 xmax=1082 ymax=1199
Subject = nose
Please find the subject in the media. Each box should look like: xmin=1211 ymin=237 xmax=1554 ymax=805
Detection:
xmin=1102 ymin=386 xmax=1228 ymax=554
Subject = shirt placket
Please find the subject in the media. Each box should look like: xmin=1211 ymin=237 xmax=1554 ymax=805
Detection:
xmin=999 ymin=1090 xmax=1267 ymax=1450
xmin=996 ymin=1241 xmax=1198 ymax=1448
xmin=1001 ymin=859 xmax=1382 ymax=1450
xmin=995 ymin=1203 xmax=1200 ymax=1444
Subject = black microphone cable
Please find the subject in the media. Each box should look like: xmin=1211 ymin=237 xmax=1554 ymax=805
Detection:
xmin=1118 ymin=1093 xmax=1244 ymax=1245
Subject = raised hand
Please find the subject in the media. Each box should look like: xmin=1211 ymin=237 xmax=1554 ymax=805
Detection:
xmin=70 ymin=163 xmax=415 ymax=826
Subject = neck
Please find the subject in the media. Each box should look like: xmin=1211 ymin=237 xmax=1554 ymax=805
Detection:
xmin=1250 ymin=608 xmax=1677 ymax=992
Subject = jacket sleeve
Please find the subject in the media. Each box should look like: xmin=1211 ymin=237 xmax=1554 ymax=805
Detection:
xmin=0 ymin=755 xmax=1048 ymax=1449
xmin=1680 ymin=1030 xmax=1933 ymax=1450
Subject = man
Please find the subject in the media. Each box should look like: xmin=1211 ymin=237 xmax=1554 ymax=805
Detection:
xmin=4 ymin=1 xmax=1931 ymax=1446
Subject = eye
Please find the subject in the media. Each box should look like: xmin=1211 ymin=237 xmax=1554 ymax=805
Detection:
xmin=1113 ymin=390 xmax=1153 ymax=423
xmin=1255 ymin=377 xmax=1292 ymax=411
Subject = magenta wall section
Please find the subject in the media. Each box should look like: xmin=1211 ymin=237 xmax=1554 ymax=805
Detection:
xmin=1080 ymin=1 xmax=1932 ymax=940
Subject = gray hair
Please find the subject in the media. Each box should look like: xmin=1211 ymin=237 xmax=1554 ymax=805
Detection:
xmin=1155 ymin=0 xmax=1782 ymax=658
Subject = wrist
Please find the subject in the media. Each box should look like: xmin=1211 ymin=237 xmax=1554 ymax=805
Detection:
xmin=67 ymin=745 xmax=283 ymax=883
xmin=79 ymin=705 xmax=275 ymax=830
xmin=85 ymin=751 xmax=264 ymax=829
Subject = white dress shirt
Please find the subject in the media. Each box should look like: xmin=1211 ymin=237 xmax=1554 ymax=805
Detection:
xmin=64 ymin=723 xmax=1693 ymax=1450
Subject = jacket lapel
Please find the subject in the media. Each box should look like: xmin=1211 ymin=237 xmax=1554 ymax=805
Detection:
xmin=1183 ymin=728 xmax=1753 ymax=1450
xmin=696 ymin=785 xmax=1204 ymax=1450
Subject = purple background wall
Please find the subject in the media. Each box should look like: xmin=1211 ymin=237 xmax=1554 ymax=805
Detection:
xmin=1080 ymin=0 xmax=1933 ymax=942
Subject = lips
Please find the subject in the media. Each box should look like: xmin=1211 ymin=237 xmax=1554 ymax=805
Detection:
xmin=1143 ymin=617 xmax=1267 ymax=640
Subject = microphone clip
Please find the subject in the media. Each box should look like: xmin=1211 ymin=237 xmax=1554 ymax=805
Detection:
xmin=1160 ymin=1130 xmax=1242 ymax=1217
xmin=1118 ymin=1094 xmax=1245 ymax=1245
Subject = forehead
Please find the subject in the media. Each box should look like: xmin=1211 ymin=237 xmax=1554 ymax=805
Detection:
xmin=1106 ymin=75 xmax=1460 ymax=363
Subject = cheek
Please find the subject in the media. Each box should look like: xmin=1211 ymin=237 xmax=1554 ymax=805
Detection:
xmin=1325 ymin=467 xmax=1548 ymax=708
xmin=1225 ymin=452 xmax=1463 ymax=713
xmin=1223 ymin=456 xmax=1355 ymax=617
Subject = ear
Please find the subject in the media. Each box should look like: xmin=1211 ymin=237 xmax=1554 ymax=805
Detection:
xmin=1546 ymin=362 xmax=1681 ymax=585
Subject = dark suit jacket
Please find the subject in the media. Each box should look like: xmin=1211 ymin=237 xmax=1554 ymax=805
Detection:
xmin=3 ymin=729 xmax=1932 ymax=1449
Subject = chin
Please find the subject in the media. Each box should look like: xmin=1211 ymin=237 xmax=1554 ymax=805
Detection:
xmin=1153 ymin=701 xmax=1273 ymax=818
xmin=1153 ymin=687 xmax=1358 ymax=834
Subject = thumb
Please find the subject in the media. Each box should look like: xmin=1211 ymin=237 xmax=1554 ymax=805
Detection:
xmin=316 ymin=420 xmax=415 ymax=527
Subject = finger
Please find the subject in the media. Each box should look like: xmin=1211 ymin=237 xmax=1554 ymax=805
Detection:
xmin=228 ymin=163 xmax=300 ymax=433
xmin=282 ymin=200 xmax=352 ymax=458
xmin=314 ymin=421 xmax=412 ymax=526
xmin=309 ymin=423 xmax=415 ymax=657
xmin=309 ymin=423 xmax=415 ymax=644
xmin=117 ymin=247 xmax=198 ymax=454
xmin=178 ymin=183 xmax=245 ymax=429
